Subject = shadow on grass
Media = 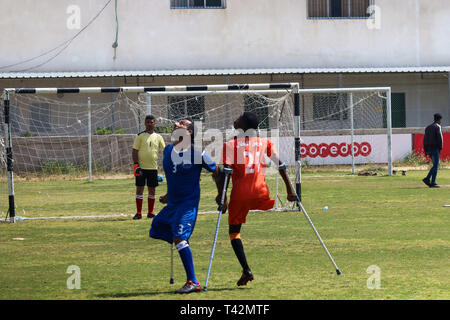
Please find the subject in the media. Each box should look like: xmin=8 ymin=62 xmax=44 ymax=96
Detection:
xmin=95 ymin=286 xmax=241 ymax=298
xmin=95 ymin=290 xmax=176 ymax=298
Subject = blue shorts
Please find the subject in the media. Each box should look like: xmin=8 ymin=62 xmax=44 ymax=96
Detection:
xmin=149 ymin=201 xmax=199 ymax=243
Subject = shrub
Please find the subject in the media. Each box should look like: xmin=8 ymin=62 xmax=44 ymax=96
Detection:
xmin=399 ymin=152 xmax=429 ymax=166
xmin=40 ymin=160 xmax=77 ymax=175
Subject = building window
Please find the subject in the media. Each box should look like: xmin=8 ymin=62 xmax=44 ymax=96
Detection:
xmin=382 ymin=93 xmax=406 ymax=128
xmin=168 ymin=96 xmax=205 ymax=122
xmin=313 ymin=94 xmax=348 ymax=121
xmin=171 ymin=0 xmax=226 ymax=9
xmin=308 ymin=0 xmax=373 ymax=19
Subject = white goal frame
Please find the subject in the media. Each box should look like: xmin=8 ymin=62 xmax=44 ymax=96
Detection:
xmin=297 ymin=87 xmax=393 ymax=175
xmin=2 ymin=83 xmax=302 ymax=222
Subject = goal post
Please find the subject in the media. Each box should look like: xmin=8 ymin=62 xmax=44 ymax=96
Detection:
xmin=2 ymin=90 xmax=16 ymax=223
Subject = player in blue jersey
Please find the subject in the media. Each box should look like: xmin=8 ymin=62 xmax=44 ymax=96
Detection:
xmin=149 ymin=119 xmax=219 ymax=294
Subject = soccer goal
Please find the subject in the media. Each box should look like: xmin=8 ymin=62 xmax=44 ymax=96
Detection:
xmin=1 ymin=84 xmax=392 ymax=222
xmin=295 ymin=87 xmax=393 ymax=173
xmin=1 ymin=83 xmax=301 ymax=222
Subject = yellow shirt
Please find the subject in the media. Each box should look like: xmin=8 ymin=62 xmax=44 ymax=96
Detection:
xmin=133 ymin=132 xmax=166 ymax=170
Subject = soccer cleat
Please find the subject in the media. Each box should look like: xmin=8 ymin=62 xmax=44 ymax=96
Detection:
xmin=237 ymin=270 xmax=254 ymax=286
xmin=174 ymin=281 xmax=201 ymax=294
xmin=147 ymin=212 xmax=155 ymax=218
xmin=133 ymin=213 xmax=142 ymax=220
xmin=422 ymin=178 xmax=431 ymax=187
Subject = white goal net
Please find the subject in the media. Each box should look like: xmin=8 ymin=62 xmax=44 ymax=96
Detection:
xmin=1 ymin=84 xmax=299 ymax=220
xmin=295 ymin=88 xmax=392 ymax=171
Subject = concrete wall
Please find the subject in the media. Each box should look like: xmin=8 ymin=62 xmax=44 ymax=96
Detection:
xmin=1 ymin=0 xmax=449 ymax=72
xmin=333 ymin=73 xmax=450 ymax=127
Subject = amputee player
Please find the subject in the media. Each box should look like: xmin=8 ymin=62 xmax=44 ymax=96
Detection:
xmin=218 ymin=111 xmax=297 ymax=286
xmin=149 ymin=119 xmax=219 ymax=294
xmin=132 ymin=115 xmax=166 ymax=219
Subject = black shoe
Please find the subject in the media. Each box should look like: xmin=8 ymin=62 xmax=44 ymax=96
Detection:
xmin=175 ymin=281 xmax=201 ymax=294
xmin=237 ymin=270 xmax=254 ymax=286
xmin=133 ymin=213 xmax=142 ymax=220
xmin=147 ymin=212 xmax=155 ymax=218
xmin=422 ymin=178 xmax=431 ymax=187
xmin=430 ymin=183 xmax=440 ymax=188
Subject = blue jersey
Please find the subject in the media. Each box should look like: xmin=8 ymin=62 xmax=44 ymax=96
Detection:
xmin=149 ymin=144 xmax=216 ymax=243
xmin=163 ymin=144 xmax=216 ymax=205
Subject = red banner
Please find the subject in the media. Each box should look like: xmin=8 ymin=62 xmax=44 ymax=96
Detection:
xmin=413 ymin=133 xmax=450 ymax=161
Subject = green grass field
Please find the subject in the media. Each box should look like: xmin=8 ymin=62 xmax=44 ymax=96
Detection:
xmin=0 ymin=168 xmax=449 ymax=300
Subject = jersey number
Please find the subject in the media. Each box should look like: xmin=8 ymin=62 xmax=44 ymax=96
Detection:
xmin=177 ymin=224 xmax=184 ymax=235
xmin=244 ymin=150 xmax=261 ymax=174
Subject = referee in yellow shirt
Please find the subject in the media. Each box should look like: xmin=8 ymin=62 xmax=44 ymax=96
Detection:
xmin=132 ymin=115 xmax=166 ymax=219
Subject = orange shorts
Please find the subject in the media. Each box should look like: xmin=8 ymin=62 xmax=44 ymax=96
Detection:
xmin=228 ymin=197 xmax=275 ymax=225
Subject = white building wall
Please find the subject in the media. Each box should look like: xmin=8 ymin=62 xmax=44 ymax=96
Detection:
xmin=1 ymin=0 xmax=449 ymax=72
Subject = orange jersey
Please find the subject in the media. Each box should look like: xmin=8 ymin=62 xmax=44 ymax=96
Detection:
xmin=222 ymin=136 xmax=274 ymax=202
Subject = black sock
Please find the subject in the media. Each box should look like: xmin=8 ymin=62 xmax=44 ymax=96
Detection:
xmin=231 ymin=238 xmax=250 ymax=272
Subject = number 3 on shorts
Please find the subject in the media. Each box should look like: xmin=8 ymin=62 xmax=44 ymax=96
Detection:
xmin=177 ymin=224 xmax=184 ymax=235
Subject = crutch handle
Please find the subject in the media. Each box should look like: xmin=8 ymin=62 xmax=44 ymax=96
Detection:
xmin=217 ymin=167 xmax=232 ymax=211
xmin=223 ymin=166 xmax=233 ymax=176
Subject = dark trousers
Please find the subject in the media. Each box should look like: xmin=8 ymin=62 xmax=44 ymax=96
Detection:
xmin=425 ymin=149 xmax=440 ymax=184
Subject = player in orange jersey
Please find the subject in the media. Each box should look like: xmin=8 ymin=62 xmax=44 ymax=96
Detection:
xmin=217 ymin=111 xmax=297 ymax=286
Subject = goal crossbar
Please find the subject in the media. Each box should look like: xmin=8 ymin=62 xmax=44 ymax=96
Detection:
xmin=3 ymin=83 xmax=299 ymax=95
xmin=298 ymin=87 xmax=391 ymax=94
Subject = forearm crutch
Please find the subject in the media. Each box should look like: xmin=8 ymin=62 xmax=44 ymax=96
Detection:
xmin=281 ymin=165 xmax=342 ymax=275
xmin=203 ymin=166 xmax=233 ymax=291
xmin=170 ymin=243 xmax=174 ymax=284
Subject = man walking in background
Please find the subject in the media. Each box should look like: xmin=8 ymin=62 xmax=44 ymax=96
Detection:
xmin=422 ymin=113 xmax=443 ymax=188
xmin=132 ymin=115 xmax=166 ymax=219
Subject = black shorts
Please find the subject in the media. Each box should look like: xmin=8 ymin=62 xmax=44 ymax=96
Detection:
xmin=135 ymin=169 xmax=159 ymax=188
